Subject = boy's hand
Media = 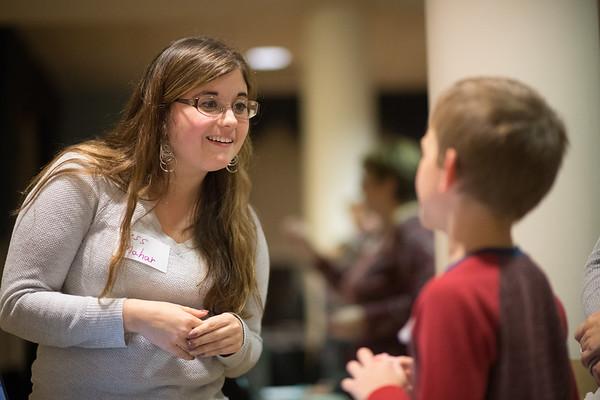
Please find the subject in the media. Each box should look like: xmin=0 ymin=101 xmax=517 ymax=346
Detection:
xmin=341 ymin=347 xmax=407 ymax=400
xmin=373 ymin=354 xmax=415 ymax=393
xmin=395 ymin=356 xmax=414 ymax=393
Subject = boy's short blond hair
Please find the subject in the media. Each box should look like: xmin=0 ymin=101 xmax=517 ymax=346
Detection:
xmin=431 ymin=77 xmax=568 ymax=221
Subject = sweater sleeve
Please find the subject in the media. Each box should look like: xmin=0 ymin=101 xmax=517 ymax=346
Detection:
xmin=582 ymin=237 xmax=600 ymax=316
xmin=218 ymin=208 xmax=270 ymax=377
xmin=0 ymin=160 xmax=126 ymax=349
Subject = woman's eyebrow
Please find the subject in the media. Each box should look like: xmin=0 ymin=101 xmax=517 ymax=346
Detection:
xmin=194 ymin=90 xmax=248 ymax=98
xmin=196 ymin=90 xmax=218 ymax=96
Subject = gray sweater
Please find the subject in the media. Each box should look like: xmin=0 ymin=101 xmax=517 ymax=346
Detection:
xmin=0 ymin=156 xmax=270 ymax=399
xmin=583 ymin=237 xmax=600 ymax=316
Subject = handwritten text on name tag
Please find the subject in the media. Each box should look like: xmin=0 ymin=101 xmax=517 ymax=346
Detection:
xmin=124 ymin=232 xmax=170 ymax=273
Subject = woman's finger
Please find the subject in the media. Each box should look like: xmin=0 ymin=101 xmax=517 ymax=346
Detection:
xmin=188 ymin=315 xmax=231 ymax=338
xmin=171 ymin=343 xmax=194 ymax=361
xmin=190 ymin=342 xmax=234 ymax=358
xmin=181 ymin=307 xmax=209 ymax=320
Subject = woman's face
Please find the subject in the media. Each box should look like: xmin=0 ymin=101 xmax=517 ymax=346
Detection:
xmin=166 ymin=69 xmax=250 ymax=179
xmin=361 ymin=170 xmax=396 ymax=217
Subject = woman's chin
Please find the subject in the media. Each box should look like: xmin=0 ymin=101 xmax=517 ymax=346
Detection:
xmin=209 ymin=162 xmax=232 ymax=173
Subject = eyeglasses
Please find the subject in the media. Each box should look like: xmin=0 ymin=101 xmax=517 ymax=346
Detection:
xmin=175 ymin=95 xmax=260 ymax=120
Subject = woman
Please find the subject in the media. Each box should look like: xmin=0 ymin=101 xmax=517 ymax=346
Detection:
xmin=0 ymin=36 xmax=269 ymax=399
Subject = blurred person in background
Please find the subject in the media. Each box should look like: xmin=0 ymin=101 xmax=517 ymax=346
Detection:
xmin=0 ymin=36 xmax=269 ymax=399
xmin=286 ymin=138 xmax=434 ymax=388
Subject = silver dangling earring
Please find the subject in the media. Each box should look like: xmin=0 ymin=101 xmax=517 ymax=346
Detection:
xmin=159 ymin=141 xmax=176 ymax=173
xmin=226 ymin=155 xmax=239 ymax=173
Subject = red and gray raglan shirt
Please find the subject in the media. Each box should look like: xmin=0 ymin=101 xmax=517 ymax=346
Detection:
xmin=368 ymin=248 xmax=578 ymax=400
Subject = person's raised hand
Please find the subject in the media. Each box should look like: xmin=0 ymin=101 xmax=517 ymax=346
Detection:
xmin=281 ymin=216 xmax=318 ymax=260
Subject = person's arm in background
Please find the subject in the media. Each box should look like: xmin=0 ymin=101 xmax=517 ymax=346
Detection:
xmin=330 ymin=224 xmax=434 ymax=342
xmin=575 ymin=237 xmax=600 ymax=382
xmin=582 ymin=237 xmax=600 ymax=316
xmin=361 ymin=228 xmax=434 ymax=340
xmin=312 ymin=254 xmax=348 ymax=290
xmin=282 ymin=216 xmax=347 ymax=288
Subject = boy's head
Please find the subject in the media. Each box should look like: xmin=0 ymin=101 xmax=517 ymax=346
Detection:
xmin=418 ymin=77 xmax=568 ymax=226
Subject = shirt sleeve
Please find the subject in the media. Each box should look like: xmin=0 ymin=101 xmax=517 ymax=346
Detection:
xmin=0 ymin=158 xmax=127 ymax=349
xmin=313 ymin=255 xmax=345 ymax=289
xmin=368 ymin=386 xmax=411 ymax=400
xmin=218 ymin=208 xmax=270 ymax=377
xmin=411 ymin=279 xmax=497 ymax=400
xmin=582 ymin=237 xmax=600 ymax=316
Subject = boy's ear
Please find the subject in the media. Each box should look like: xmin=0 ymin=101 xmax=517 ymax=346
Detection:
xmin=438 ymin=148 xmax=458 ymax=192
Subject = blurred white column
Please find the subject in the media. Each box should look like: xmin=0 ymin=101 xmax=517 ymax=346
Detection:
xmin=300 ymin=1 xmax=376 ymax=353
xmin=301 ymin=1 xmax=376 ymax=253
xmin=425 ymin=0 xmax=600 ymax=357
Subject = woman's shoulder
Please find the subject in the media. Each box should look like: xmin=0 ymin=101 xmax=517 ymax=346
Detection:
xmin=38 ymin=150 xmax=118 ymax=200
xmin=248 ymin=205 xmax=268 ymax=232
xmin=48 ymin=150 xmax=95 ymax=172
xmin=247 ymin=205 xmax=269 ymax=255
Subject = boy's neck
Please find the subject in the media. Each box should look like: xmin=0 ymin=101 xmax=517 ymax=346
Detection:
xmin=446 ymin=196 xmax=514 ymax=262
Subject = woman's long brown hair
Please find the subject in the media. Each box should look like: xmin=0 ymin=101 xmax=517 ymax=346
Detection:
xmin=20 ymin=37 xmax=260 ymax=317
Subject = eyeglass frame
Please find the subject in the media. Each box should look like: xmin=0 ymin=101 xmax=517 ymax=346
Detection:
xmin=174 ymin=96 xmax=260 ymax=120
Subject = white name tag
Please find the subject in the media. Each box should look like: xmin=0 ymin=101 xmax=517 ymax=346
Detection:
xmin=398 ymin=317 xmax=414 ymax=344
xmin=124 ymin=231 xmax=170 ymax=273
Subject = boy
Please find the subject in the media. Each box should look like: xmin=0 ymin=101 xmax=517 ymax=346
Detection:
xmin=341 ymin=77 xmax=579 ymax=400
